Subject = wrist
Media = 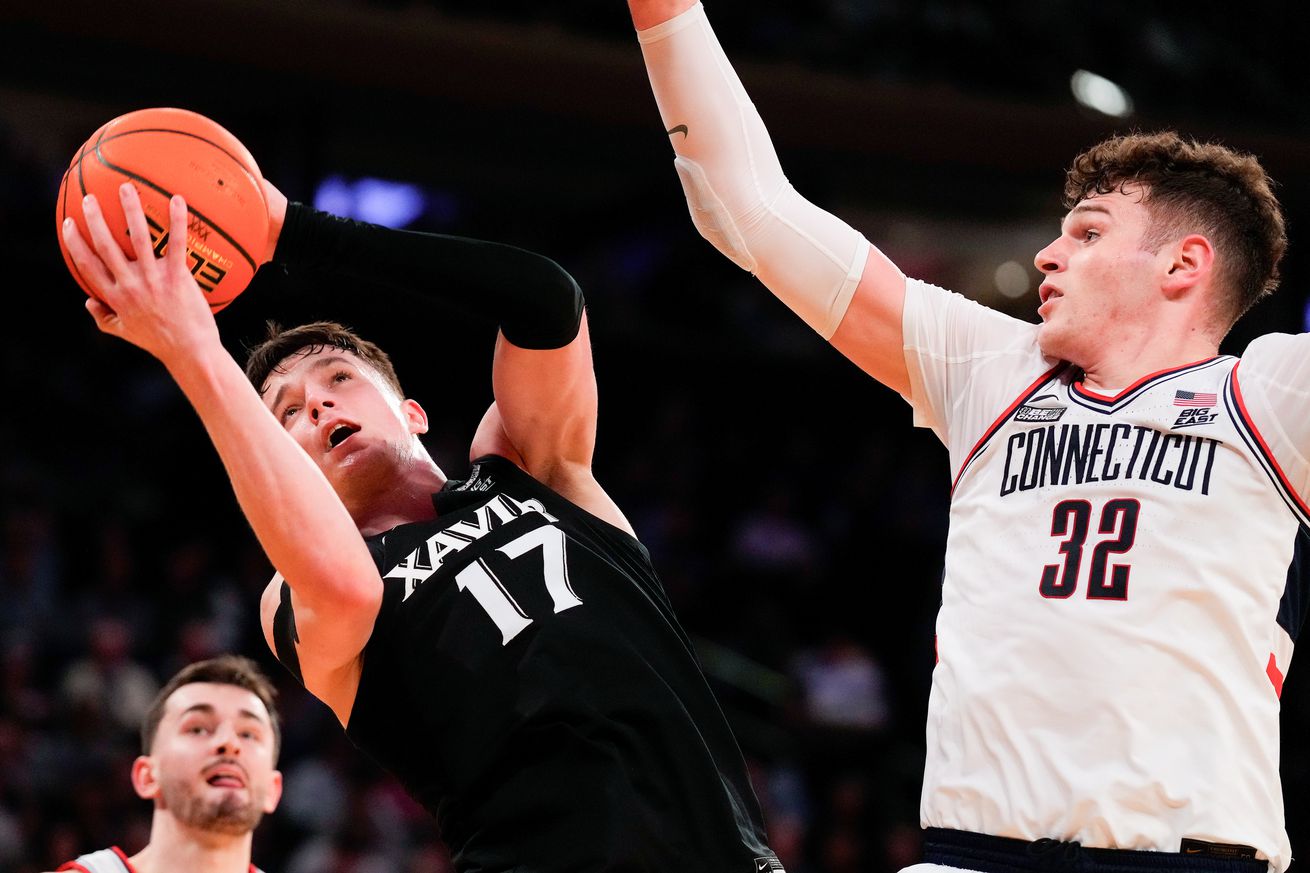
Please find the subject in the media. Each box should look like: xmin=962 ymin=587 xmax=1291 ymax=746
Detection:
xmin=270 ymin=201 xmax=316 ymax=268
xmin=163 ymin=334 xmax=241 ymax=406
xmin=260 ymin=179 xmax=289 ymax=264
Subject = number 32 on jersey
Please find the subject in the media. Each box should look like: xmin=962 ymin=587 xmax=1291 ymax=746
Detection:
xmin=1040 ymin=498 xmax=1140 ymax=600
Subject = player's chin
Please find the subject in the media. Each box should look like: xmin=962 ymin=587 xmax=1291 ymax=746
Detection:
xmin=324 ymin=436 xmax=376 ymax=469
xmin=175 ymin=785 xmax=262 ymax=835
xmin=205 ymin=786 xmax=262 ymax=828
xmin=320 ymin=444 xmax=370 ymax=484
xmin=1036 ymin=321 xmax=1073 ymax=363
xmin=203 ymin=803 xmax=264 ymax=836
xmin=326 ymin=447 xmax=393 ymax=497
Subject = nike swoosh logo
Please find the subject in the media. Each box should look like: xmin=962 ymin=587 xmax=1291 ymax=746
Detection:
xmin=667 ymin=124 xmax=688 ymax=139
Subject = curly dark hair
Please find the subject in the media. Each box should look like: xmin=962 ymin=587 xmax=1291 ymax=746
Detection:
xmin=1064 ymin=131 xmax=1287 ymax=328
xmin=141 ymin=655 xmax=282 ymax=759
xmin=244 ymin=321 xmax=404 ymax=398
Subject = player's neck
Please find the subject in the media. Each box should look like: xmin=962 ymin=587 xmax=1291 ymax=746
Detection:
xmin=129 ymin=815 xmax=252 ymax=873
xmin=1076 ymin=324 xmax=1219 ymax=396
xmin=350 ymin=458 xmax=448 ymax=537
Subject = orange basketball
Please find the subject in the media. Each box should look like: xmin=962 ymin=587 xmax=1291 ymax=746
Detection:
xmin=56 ymin=107 xmax=269 ymax=313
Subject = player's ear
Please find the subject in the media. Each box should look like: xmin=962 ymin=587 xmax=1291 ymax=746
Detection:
xmin=1162 ymin=233 xmax=1214 ymax=299
xmin=131 ymin=755 xmax=160 ymax=800
xmin=264 ymin=769 xmax=284 ymax=813
xmin=402 ymin=398 xmax=429 ymax=435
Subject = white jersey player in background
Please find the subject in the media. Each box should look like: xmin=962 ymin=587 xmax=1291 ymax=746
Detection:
xmin=626 ymin=1 xmax=1300 ymax=871
xmin=52 ymin=657 xmax=280 ymax=873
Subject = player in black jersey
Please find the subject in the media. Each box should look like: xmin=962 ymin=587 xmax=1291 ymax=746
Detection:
xmin=62 ymin=179 xmax=782 ymax=873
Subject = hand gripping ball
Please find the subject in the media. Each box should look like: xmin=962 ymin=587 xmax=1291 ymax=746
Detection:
xmin=56 ymin=107 xmax=270 ymax=312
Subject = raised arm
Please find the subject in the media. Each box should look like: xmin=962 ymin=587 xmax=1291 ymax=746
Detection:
xmin=267 ymin=195 xmax=632 ymax=534
xmin=62 ymin=186 xmax=383 ymax=722
xmin=475 ymin=313 xmax=632 ymax=536
xmin=629 ymin=0 xmax=912 ymax=395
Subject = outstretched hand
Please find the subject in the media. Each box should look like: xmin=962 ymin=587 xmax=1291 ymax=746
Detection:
xmin=61 ymin=182 xmax=222 ymax=366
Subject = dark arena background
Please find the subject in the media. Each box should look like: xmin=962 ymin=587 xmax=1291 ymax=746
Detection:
xmin=2 ymin=1 xmax=1309 ymax=870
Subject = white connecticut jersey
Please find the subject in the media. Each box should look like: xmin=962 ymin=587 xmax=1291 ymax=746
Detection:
xmin=902 ymin=278 xmax=1310 ymax=871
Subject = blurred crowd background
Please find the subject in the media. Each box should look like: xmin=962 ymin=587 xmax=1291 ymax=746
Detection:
xmin=1 ymin=1 xmax=1308 ymax=871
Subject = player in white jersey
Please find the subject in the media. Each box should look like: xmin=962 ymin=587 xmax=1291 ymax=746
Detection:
xmin=51 ymin=656 xmax=280 ymax=873
xmin=625 ymin=1 xmax=1297 ymax=871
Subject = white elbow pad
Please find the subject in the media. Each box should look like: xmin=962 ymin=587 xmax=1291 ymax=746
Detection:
xmin=673 ymin=155 xmax=757 ymax=273
xmin=638 ymin=2 xmax=872 ymax=339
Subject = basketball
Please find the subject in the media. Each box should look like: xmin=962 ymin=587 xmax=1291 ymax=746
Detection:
xmin=56 ymin=107 xmax=269 ymax=313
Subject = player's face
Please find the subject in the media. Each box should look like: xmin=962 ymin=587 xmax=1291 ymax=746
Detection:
xmin=1032 ymin=185 xmax=1164 ymax=366
xmin=134 ymin=683 xmax=282 ymax=835
xmin=262 ymin=348 xmax=429 ymax=499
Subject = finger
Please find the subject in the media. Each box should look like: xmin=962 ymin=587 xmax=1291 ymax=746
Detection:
xmin=81 ymin=193 xmax=132 ymax=276
xmin=119 ymin=182 xmax=157 ymax=266
xmin=166 ymin=194 xmax=190 ymax=274
xmin=61 ymin=216 xmax=116 ymax=293
xmin=84 ymin=296 xmax=121 ymax=335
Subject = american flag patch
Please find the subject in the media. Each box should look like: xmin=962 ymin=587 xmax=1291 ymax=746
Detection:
xmin=1174 ymin=390 xmax=1217 ymax=407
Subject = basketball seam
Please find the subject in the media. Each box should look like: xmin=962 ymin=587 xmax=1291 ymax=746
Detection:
xmin=91 ymin=129 xmax=260 ymax=273
xmin=94 ymin=127 xmax=261 ymax=182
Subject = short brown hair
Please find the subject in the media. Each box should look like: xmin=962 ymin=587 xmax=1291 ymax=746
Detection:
xmin=141 ymin=655 xmax=282 ymax=759
xmin=244 ymin=321 xmax=404 ymax=398
xmin=1064 ymin=130 xmax=1287 ymax=328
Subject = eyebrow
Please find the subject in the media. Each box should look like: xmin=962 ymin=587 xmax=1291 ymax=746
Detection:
xmin=179 ymin=702 xmax=269 ymax=726
xmin=1064 ymin=202 xmax=1113 ymax=228
xmin=269 ymin=355 xmax=353 ymax=413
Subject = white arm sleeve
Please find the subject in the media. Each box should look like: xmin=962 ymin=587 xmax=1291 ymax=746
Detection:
xmin=1235 ymin=332 xmax=1310 ymax=502
xmin=637 ymin=3 xmax=872 ymax=339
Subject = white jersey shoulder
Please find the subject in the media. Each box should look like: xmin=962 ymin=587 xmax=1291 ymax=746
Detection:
xmin=61 ymin=847 xmax=265 ymax=873
xmin=61 ymin=849 xmax=130 ymax=873
xmin=901 ymin=278 xmax=1309 ymax=872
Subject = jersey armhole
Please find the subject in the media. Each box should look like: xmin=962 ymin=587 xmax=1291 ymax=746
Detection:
xmin=273 ymin=583 xmax=304 ymax=684
xmin=1229 ymin=364 xmax=1310 ymax=526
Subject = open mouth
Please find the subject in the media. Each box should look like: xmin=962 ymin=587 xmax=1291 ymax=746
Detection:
xmin=205 ymin=770 xmax=246 ymax=789
xmin=328 ymin=423 xmax=360 ymax=449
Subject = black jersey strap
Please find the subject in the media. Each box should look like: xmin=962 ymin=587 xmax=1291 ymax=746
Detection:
xmin=272 ymin=582 xmax=304 ymax=684
xmin=271 ymin=203 xmax=584 ymax=350
xmin=431 ymin=456 xmax=514 ymax=516
xmin=432 ymin=487 xmax=500 ymax=516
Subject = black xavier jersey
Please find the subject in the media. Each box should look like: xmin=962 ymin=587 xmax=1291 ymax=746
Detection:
xmin=273 ymin=456 xmax=777 ymax=873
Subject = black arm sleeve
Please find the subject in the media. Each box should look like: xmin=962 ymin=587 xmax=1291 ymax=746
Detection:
xmin=271 ymin=203 xmax=584 ymax=350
